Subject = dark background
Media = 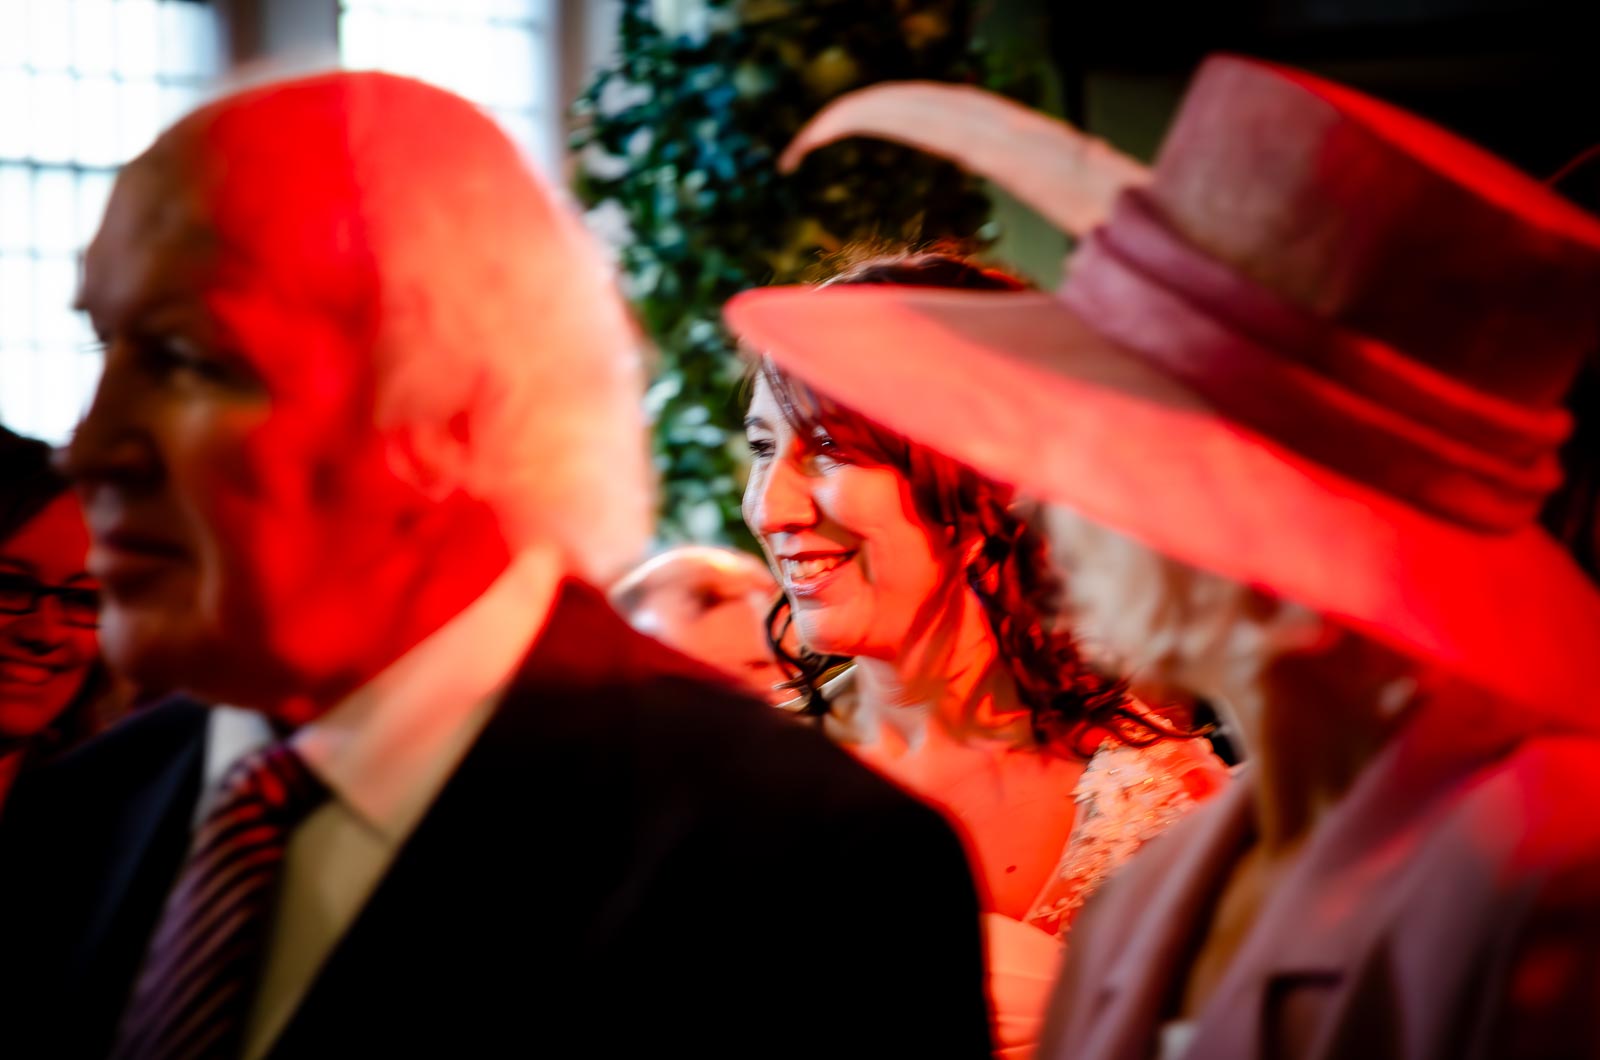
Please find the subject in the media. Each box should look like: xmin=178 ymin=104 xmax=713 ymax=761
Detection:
xmin=1045 ymin=0 xmax=1598 ymax=176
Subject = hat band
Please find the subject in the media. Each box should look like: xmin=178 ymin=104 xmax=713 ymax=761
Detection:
xmin=1059 ymin=191 xmax=1569 ymax=533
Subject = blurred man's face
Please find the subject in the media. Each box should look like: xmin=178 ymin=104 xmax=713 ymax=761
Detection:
xmin=66 ymin=136 xmax=428 ymax=716
xmin=626 ymin=556 xmax=786 ymax=704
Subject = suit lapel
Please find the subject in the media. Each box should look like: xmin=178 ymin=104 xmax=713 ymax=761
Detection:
xmin=1183 ymin=685 xmax=1536 ymax=1059
xmin=69 ymin=707 xmax=207 ymax=1055
xmin=71 ymin=733 xmax=201 ymax=974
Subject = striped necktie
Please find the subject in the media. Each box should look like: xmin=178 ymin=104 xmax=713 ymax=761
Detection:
xmin=111 ymin=741 xmax=328 ymax=1060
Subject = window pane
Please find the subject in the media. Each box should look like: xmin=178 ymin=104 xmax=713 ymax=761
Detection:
xmin=0 ymin=255 xmax=36 ymax=348
xmin=0 ymin=350 xmax=38 ymax=432
xmin=0 ymin=5 xmax=27 ymax=71
xmin=35 ymin=257 xmax=80 ymax=346
xmin=2 ymin=0 xmax=220 ymax=443
xmin=0 ymin=164 xmax=32 ymax=251
xmin=33 ymin=169 xmax=78 ymax=255
xmin=118 ymin=78 xmax=164 ymax=159
xmin=28 ymin=348 xmax=95 ymax=438
xmin=339 ymin=9 xmax=386 ymax=69
xmin=75 ymin=76 xmax=121 ymax=167
xmin=468 ymin=24 xmax=538 ymax=109
xmin=30 ymin=73 xmax=78 ymax=164
xmin=0 ymin=75 xmax=32 ymax=162
xmin=487 ymin=0 xmax=551 ymax=19
xmin=28 ymin=0 xmax=75 ymax=72
xmin=73 ymin=0 xmax=118 ymax=76
xmin=345 ymin=0 xmax=537 ymax=14
xmin=160 ymin=0 xmax=217 ymax=80
xmin=115 ymin=0 xmax=162 ymax=79
xmin=338 ymin=2 xmax=555 ymax=168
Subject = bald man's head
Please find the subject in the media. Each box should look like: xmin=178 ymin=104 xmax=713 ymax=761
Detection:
xmin=66 ymin=72 xmax=652 ymax=709
xmin=611 ymin=547 xmax=786 ymax=704
xmin=89 ymin=71 xmax=652 ymax=576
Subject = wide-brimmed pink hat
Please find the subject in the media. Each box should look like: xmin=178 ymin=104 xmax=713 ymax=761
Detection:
xmin=724 ymin=56 xmax=1600 ymax=714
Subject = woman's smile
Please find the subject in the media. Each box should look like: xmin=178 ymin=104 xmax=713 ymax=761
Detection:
xmin=0 ymin=658 xmax=62 ymax=687
xmin=778 ymin=548 xmax=859 ymax=597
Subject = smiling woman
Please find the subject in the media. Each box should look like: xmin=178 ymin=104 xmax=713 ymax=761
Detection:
xmin=0 ymin=427 xmax=111 ymax=810
xmin=740 ymin=249 xmax=1229 ymax=1060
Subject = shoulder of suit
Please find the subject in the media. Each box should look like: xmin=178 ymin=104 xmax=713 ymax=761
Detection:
xmin=64 ymin=694 xmax=209 ymax=766
xmin=4 ymin=696 xmax=208 ymax=817
xmin=497 ymin=640 xmax=924 ymax=822
xmin=632 ymin=670 xmax=914 ymax=803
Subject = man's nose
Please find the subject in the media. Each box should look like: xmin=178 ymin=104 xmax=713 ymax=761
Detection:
xmin=55 ymin=360 xmax=159 ymax=488
xmin=751 ymin=458 xmax=818 ymax=536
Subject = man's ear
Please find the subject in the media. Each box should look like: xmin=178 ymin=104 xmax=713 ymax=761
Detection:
xmin=385 ymin=411 xmax=473 ymax=503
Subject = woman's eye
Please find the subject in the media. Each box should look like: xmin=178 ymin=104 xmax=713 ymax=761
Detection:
xmin=746 ymin=437 xmax=775 ymax=459
xmin=810 ymin=437 xmax=851 ymax=469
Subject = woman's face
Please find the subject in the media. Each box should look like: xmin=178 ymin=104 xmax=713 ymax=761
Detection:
xmin=743 ymin=375 xmax=958 ymax=660
xmin=0 ymin=493 xmax=100 ymax=742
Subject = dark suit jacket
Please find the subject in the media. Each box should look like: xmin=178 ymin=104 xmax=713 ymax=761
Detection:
xmin=0 ymin=579 xmax=992 ymax=1058
xmin=1040 ymin=684 xmax=1600 ymax=1060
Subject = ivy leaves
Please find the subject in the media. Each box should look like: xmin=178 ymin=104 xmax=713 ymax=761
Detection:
xmin=572 ymin=0 xmax=996 ymax=547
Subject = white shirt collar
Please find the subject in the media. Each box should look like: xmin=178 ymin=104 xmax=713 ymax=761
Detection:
xmin=202 ymin=548 xmax=566 ymax=842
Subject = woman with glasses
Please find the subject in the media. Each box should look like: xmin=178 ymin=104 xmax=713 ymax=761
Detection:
xmin=0 ymin=428 xmax=108 ymax=811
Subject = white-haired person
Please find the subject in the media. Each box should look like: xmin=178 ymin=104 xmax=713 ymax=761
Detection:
xmin=0 ymin=73 xmax=993 ymax=1059
xmin=729 ymin=57 xmax=1600 ymax=1057
xmin=609 ymin=545 xmax=787 ymax=703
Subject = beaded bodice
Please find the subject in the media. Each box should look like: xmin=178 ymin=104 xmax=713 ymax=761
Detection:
xmin=1022 ymin=734 xmax=1229 ymax=936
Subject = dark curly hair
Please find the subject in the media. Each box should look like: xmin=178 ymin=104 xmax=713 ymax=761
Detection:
xmin=756 ymin=246 xmax=1192 ymax=754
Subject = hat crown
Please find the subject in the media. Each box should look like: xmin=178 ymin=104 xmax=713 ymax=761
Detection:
xmin=1149 ymin=57 xmax=1600 ymax=410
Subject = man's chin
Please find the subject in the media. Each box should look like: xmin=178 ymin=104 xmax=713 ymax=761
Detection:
xmin=100 ymin=606 xmax=232 ymax=703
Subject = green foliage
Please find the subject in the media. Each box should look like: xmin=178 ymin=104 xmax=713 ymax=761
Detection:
xmin=572 ymin=0 xmax=1004 ymax=547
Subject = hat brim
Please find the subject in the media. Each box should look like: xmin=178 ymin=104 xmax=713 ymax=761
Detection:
xmin=725 ymin=284 xmax=1600 ymax=716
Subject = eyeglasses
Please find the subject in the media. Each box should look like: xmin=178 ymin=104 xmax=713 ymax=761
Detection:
xmin=0 ymin=572 xmax=101 ymax=629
